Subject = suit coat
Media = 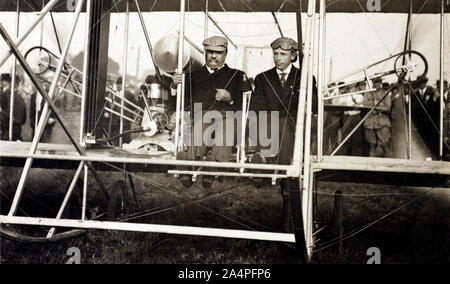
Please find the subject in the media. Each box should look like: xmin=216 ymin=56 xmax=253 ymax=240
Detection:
xmin=251 ymin=66 xmax=317 ymax=164
xmin=174 ymin=64 xmax=247 ymax=162
xmin=183 ymin=64 xmax=245 ymax=113
xmin=251 ymin=66 xmax=317 ymax=120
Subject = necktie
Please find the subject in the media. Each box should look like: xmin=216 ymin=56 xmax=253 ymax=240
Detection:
xmin=212 ymin=68 xmax=218 ymax=74
xmin=279 ymin=72 xmax=287 ymax=87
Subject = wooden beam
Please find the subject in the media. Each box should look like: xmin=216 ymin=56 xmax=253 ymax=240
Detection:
xmin=0 ymin=0 xmax=445 ymax=13
xmin=0 ymin=216 xmax=297 ymax=243
xmin=312 ymin=155 xmax=450 ymax=175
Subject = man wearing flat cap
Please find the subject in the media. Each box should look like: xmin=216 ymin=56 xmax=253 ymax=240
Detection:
xmin=172 ymin=35 xmax=250 ymax=189
xmin=250 ymin=37 xmax=317 ymax=232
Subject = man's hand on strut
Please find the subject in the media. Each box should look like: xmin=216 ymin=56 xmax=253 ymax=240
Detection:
xmin=171 ymin=72 xmax=184 ymax=87
xmin=215 ymin=89 xmax=232 ymax=103
xmin=173 ymin=73 xmax=183 ymax=85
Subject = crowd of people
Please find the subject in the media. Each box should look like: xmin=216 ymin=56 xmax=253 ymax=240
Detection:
xmin=323 ymin=76 xmax=449 ymax=158
xmin=411 ymin=77 xmax=449 ymax=156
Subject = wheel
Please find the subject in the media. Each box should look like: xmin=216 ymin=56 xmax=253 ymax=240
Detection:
xmin=0 ymin=225 xmax=85 ymax=243
xmin=24 ymin=46 xmax=52 ymax=75
xmin=394 ymin=50 xmax=428 ymax=84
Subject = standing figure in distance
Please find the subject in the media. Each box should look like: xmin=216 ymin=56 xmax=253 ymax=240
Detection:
xmin=0 ymin=73 xmax=26 ymax=141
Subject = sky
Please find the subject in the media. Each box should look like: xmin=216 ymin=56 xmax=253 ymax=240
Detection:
xmin=0 ymin=11 xmax=448 ymax=87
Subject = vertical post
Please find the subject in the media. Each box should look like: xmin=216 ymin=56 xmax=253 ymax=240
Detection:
xmin=120 ymin=0 xmax=130 ymax=148
xmin=82 ymin=164 xmax=88 ymax=221
xmin=296 ymin=0 xmax=303 ymax=49
xmin=82 ymin=0 xmax=111 ymax=144
xmin=408 ymin=90 xmax=412 ymax=159
xmin=80 ymin=0 xmax=92 ymax=145
xmin=9 ymin=0 xmax=20 ymax=141
xmin=333 ymin=190 xmax=344 ymax=253
xmin=239 ymin=92 xmax=248 ymax=165
xmin=317 ymin=0 xmax=325 ymax=160
xmin=204 ymin=0 xmax=209 ymax=40
xmin=303 ymin=9 xmax=316 ymax=260
xmin=175 ymin=0 xmax=186 ymax=154
xmin=292 ymin=0 xmax=316 ymax=262
xmin=292 ymin=0 xmax=308 ymax=173
xmin=405 ymin=1 xmax=413 ymax=159
xmin=180 ymin=74 xmax=185 ymax=149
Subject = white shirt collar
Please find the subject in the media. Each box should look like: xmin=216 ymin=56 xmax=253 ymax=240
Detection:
xmin=276 ymin=64 xmax=292 ymax=76
xmin=206 ymin=64 xmax=225 ymax=74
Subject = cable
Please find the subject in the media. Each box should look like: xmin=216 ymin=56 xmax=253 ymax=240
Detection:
xmin=99 ymin=162 xmax=264 ymax=231
xmin=313 ymin=186 xmax=437 ymax=253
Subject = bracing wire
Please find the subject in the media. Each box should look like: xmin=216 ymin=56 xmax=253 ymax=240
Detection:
xmin=313 ymin=186 xmax=438 ymax=253
xmin=100 ymin=161 xmax=267 ymax=231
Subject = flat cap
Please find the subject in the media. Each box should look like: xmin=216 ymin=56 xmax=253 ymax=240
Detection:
xmin=271 ymin=37 xmax=299 ymax=52
xmin=203 ymin=36 xmax=228 ymax=52
xmin=373 ymin=77 xmax=383 ymax=84
xmin=1 ymin=73 xmax=11 ymax=82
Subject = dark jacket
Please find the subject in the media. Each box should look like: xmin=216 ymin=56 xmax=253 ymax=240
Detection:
xmin=251 ymin=66 xmax=318 ymax=164
xmin=251 ymin=66 xmax=317 ymax=121
xmin=182 ymin=64 xmax=245 ymax=112
xmin=0 ymin=88 xmax=26 ymax=140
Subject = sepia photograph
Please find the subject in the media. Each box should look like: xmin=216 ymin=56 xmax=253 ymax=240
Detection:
xmin=0 ymin=0 xmax=449 ymax=268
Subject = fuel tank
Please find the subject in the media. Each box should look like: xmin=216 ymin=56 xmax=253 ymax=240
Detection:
xmin=153 ymin=33 xmax=204 ymax=73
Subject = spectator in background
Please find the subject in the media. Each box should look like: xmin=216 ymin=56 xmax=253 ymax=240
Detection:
xmin=0 ymin=74 xmax=26 ymax=141
xmin=363 ymin=78 xmax=392 ymax=157
xmin=411 ymin=77 xmax=437 ymax=155
xmin=427 ymin=80 xmax=450 ymax=155
xmin=339 ymin=82 xmax=364 ymax=156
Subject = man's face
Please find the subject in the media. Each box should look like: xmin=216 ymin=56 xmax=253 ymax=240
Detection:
xmin=205 ymin=50 xmax=227 ymax=69
xmin=374 ymin=81 xmax=382 ymax=89
xmin=273 ymin=48 xmax=295 ymax=71
xmin=1 ymin=81 xmax=10 ymax=91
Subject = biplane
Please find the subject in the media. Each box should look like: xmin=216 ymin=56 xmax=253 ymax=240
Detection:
xmin=0 ymin=0 xmax=448 ymax=263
